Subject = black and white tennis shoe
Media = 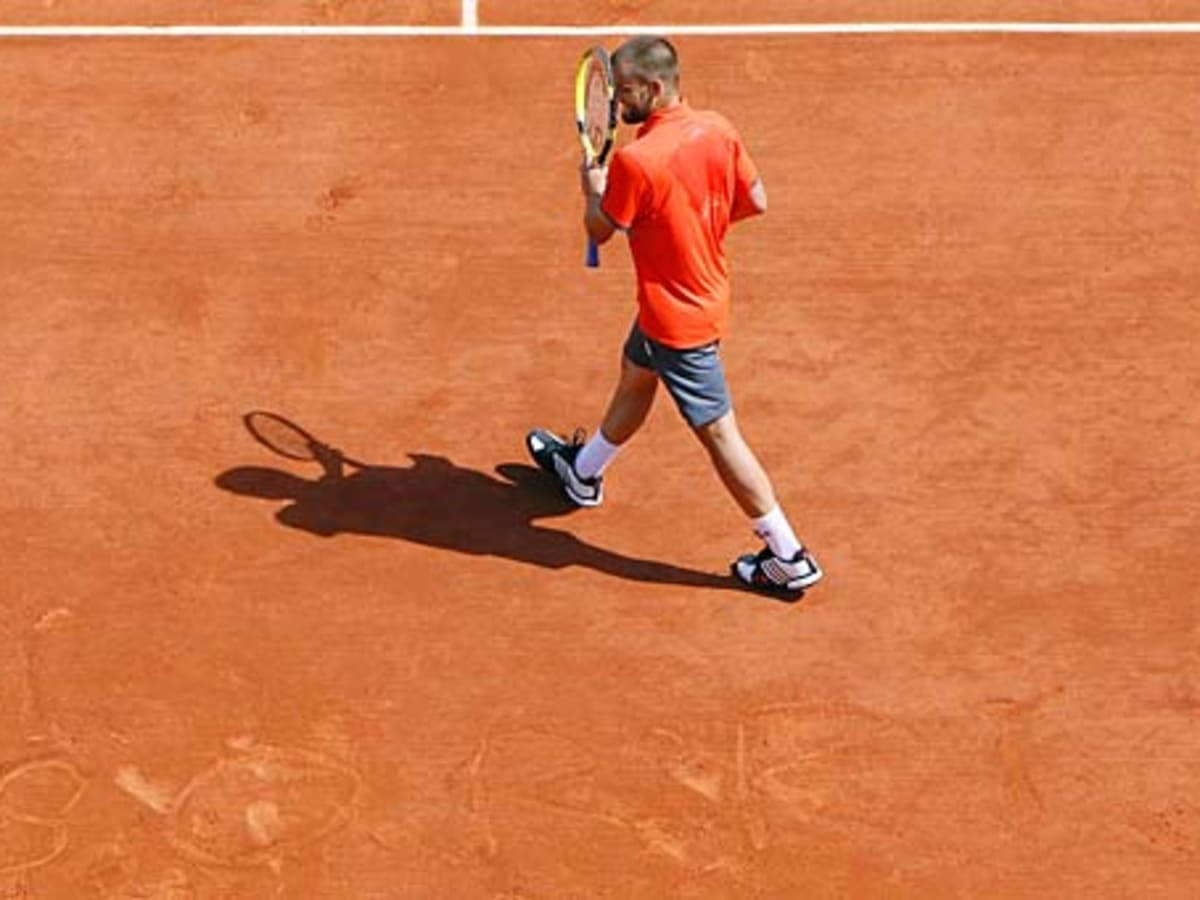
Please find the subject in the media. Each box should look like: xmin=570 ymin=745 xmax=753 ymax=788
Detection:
xmin=525 ymin=428 xmax=604 ymax=507
xmin=732 ymin=546 xmax=823 ymax=599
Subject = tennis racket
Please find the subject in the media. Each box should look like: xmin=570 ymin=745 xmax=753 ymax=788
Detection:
xmin=242 ymin=411 xmax=368 ymax=478
xmin=574 ymin=45 xmax=617 ymax=268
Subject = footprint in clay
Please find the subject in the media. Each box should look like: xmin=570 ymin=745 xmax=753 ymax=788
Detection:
xmin=117 ymin=740 xmax=361 ymax=869
xmin=0 ymin=758 xmax=87 ymax=877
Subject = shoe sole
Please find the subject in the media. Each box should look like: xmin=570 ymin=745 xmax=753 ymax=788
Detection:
xmin=564 ymin=485 xmax=603 ymax=507
xmin=730 ymin=564 xmax=808 ymax=601
xmin=731 ymin=554 xmax=822 ymax=601
xmin=553 ymin=456 xmax=603 ymax=507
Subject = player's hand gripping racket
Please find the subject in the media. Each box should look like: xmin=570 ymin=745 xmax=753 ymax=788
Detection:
xmin=574 ymin=45 xmax=617 ymax=268
xmin=243 ymin=411 xmax=368 ymax=479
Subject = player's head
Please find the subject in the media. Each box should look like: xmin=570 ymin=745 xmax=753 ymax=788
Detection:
xmin=611 ymin=35 xmax=680 ymax=124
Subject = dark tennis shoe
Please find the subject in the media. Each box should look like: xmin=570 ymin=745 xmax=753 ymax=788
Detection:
xmin=525 ymin=428 xmax=604 ymax=507
xmin=732 ymin=546 xmax=823 ymax=599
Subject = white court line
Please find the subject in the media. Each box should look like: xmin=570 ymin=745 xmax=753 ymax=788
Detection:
xmin=0 ymin=23 xmax=1199 ymax=37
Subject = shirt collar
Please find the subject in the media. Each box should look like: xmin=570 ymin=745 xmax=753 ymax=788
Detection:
xmin=637 ymin=99 xmax=690 ymax=138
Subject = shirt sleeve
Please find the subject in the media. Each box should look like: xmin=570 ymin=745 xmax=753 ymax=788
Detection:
xmin=731 ymin=131 xmax=760 ymax=202
xmin=601 ymin=149 xmax=646 ymax=230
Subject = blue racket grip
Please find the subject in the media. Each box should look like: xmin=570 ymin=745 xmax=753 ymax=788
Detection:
xmin=586 ymin=239 xmax=600 ymax=268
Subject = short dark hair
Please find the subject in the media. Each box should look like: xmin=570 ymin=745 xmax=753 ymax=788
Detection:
xmin=612 ymin=35 xmax=680 ymax=87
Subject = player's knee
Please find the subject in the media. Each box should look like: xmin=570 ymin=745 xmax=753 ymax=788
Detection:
xmin=694 ymin=409 xmax=738 ymax=447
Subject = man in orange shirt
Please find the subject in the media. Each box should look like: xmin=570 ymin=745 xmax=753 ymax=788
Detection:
xmin=528 ymin=35 xmax=823 ymax=599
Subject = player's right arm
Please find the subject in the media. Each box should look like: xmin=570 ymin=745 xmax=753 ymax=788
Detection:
xmin=729 ymin=125 xmax=766 ymax=223
xmin=597 ymin=149 xmax=645 ymax=238
xmin=582 ymin=163 xmax=618 ymax=245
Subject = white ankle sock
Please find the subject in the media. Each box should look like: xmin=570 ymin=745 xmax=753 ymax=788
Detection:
xmin=573 ymin=430 xmax=621 ymax=480
xmin=752 ymin=505 xmax=802 ymax=560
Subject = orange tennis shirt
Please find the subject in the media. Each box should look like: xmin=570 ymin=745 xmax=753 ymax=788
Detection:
xmin=601 ymin=101 xmax=760 ymax=349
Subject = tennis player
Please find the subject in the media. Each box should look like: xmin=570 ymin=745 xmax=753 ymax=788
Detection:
xmin=528 ymin=35 xmax=823 ymax=598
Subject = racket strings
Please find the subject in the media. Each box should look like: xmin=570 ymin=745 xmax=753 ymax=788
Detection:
xmin=245 ymin=413 xmax=319 ymax=461
xmin=583 ymin=62 xmax=613 ymax=158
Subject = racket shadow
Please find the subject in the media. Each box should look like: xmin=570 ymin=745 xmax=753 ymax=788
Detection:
xmin=214 ymin=453 xmax=738 ymax=593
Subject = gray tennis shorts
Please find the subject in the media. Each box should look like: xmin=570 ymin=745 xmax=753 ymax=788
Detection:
xmin=623 ymin=320 xmax=732 ymax=428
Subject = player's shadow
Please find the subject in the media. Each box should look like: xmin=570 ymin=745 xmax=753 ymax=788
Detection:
xmin=215 ymin=454 xmax=736 ymax=591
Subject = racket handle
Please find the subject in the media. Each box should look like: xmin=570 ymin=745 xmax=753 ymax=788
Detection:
xmin=586 ymin=239 xmax=600 ymax=268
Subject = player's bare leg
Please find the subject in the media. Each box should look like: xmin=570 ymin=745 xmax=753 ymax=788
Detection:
xmin=692 ymin=410 xmax=775 ymax=517
xmin=597 ymin=355 xmax=658 ymax=445
xmin=694 ymin=410 xmax=823 ymax=596
xmin=526 ymin=356 xmax=656 ymax=507
xmin=568 ymin=355 xmax=657 ymax=482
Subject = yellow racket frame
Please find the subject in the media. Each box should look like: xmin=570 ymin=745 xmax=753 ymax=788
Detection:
xmin=575 ymin=46 xmax=616 ymax=267
xmin=574 ymin=46 xmax=616 ymax=165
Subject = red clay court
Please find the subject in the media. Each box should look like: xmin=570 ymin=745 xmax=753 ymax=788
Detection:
xmin=1 ymin=2 xmax=1198 ymax=897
